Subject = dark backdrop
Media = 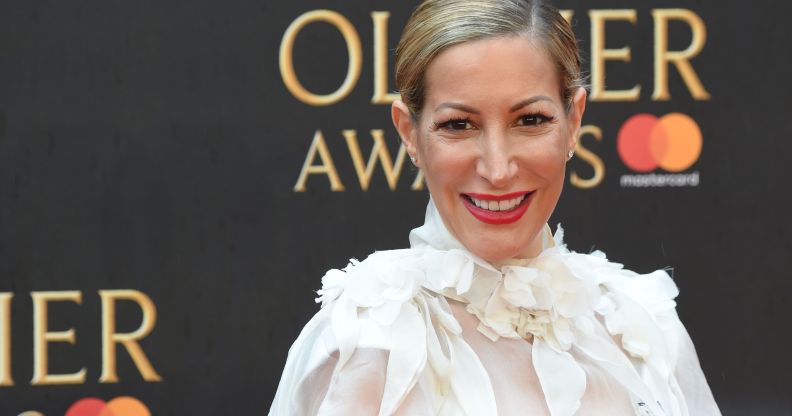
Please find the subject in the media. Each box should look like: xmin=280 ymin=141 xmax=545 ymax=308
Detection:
xmin=1 ymin=0 xmax=790 ymax=415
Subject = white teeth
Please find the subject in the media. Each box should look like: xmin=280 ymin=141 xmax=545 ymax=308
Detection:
xmin=468 ymin=194 xmax=527 ymax=212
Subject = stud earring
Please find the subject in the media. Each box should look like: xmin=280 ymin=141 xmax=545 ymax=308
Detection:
xmin=410 ymin=156 xmax=417 ymax=164
xmin=567 ymin=149 xmax=574 ymax=160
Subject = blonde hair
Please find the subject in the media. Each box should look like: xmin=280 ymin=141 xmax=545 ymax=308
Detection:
xmin=395 ymin=0 xmax=585 ymax=117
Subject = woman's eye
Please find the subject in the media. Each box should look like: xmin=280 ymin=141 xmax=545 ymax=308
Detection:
xmin=440 ymin=119 xmax=473 ymax=130
xmin=518 ymin=114 xmax=551 ymax=126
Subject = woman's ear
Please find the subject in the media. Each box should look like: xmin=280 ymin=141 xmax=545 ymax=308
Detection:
xmin=391 ymin=99 xmax=419 ymax=165
xmin=567 ymin=87 xmax=587 ymax=151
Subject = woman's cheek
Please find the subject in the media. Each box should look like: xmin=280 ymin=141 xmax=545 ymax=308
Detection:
xmin=424 ymin=141 xmax=471 ymax=182
xmin=519 ymin=151 xmax=563 ymax=182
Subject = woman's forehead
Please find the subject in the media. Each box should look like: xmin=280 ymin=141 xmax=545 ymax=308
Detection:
xmin=423 ymin=36 xmax=563 ymax=108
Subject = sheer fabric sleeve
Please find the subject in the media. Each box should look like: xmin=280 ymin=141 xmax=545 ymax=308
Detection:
xmin=269 ymin=306 xmax=432 ymax=416
xmin=294 ymin=348 xmax=387 ymax=416
xmin=269 ymin=250 xmax=436 ymax=416
xmin=296 ymin=348 xmax=431 ymax=416
xmin=670 ymin=317 xmax=722 ymax=415
xmin=268 ymin=305 xmax=390 ymax=416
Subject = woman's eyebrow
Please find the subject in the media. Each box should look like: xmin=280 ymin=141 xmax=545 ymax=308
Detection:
xmin=434 ymin=102 xmax=480 ymax=114
xmin=433 ymin=96 xmax=555 ymax=114
xmin=509 ymin=96 xmax=554 ymax=112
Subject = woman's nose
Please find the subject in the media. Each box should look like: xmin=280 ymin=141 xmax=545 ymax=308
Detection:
xmin=476 ymin=132 xmax=517 ymax=188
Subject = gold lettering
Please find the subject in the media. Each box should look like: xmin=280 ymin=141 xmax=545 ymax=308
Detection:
xmin=411 ymin=169 xmax=425 ymax=191
xmin=589 ymin=10 xmax=640 ymax=101
xmin=0 ymin=293 xmax=11 ymax=386
xmin=99 ymin=290 xmax=161 ymax=383
xmin=344 ymin=129 xmax=408 ymax=191
xmin=371 ymin=12 xmax=400 ymax=105
xmin=570 ymin=125 xmax=605 ymax=189
xmin=279 ymin=10 xmax=363 ymax=106
xmin=652 ymin=9 xmax=710 ymax=100
xmin=294 ymin=130 xmax=345 ymax=192
xmin=31 ymin=291 xmax=86 ymax=385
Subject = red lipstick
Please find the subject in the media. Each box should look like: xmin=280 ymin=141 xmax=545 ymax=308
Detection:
xmin=461 ymin=191 xmax=533 ymax=225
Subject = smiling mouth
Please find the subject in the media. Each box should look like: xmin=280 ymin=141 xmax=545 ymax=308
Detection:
xmin=461 ymin=191 xmax=534 ymax=224
xmin=466 ymin=194 xmax=528 ymax=211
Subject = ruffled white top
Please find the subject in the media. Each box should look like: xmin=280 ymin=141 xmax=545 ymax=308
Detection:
xmin=269 ymin=200 xmax=721 ymax=416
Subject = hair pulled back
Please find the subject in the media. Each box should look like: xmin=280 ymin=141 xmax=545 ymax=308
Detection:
xmin=395 ymin=0 xmax=585 ymax=117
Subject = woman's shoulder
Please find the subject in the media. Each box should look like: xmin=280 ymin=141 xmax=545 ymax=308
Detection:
xmin=563 ymin=246 xmax=680 ymax=314
xmin=548 ymin=225 xmax=680 ymax=315
xmin=309 ymin=248 xmax=452 ymax=353
xmin=316 ymin=248 xmax=426 ymax=306
xmin=559 ymin=242 xmax=686 ymax=365
xmin=271 ymin=249 xmax=465 ymax=415
xmin=560 ymin=244 xmax=719 ymax=414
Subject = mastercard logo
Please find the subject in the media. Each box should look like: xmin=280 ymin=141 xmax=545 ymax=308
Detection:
xmin=617 ymin=113 xmax=702 ymax=173
xmin=65 ymin=397 xmax=150 ymax=416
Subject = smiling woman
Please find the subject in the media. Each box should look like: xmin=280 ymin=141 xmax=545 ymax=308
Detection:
xmin=393 ymin=35 xmax=584 ymax=262
xmin=269 ymin=1 xmax=721 ymax=415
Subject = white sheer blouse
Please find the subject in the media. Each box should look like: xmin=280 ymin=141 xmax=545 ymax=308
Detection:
xmin=270 ymin=200 xmax=721 ymax=416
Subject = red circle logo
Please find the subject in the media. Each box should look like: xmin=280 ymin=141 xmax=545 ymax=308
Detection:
xmin=65 ymin=397 xmax=150 ymax=416
xmin=617 ymin=113 xmax=702 ymax=173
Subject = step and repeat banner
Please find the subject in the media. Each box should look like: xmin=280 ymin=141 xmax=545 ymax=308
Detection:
xmin=1 ymin=0 xmax=790 ymax=414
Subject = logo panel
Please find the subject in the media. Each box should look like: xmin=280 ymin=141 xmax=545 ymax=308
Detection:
xmin=617 ymin=113 xmax=702 ymax=173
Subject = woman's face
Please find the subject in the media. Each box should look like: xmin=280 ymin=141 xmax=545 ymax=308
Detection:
xmin=393 ymin=36 xmax=586 ymax=262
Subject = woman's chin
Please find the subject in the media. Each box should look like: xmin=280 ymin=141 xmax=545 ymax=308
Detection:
xmin=459 ymin=226 xmax=545 ymax=263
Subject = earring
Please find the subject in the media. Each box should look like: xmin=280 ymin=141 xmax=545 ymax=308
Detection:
xmin=410 ymin=156 xmax=417 ymax=164
xmin=567 ymin=149 xmax=574 ymax=160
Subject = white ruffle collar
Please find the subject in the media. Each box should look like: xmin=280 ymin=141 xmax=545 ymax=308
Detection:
xmin=318 ymin=198 xmax=681 ymax=416
xmin=411 ymin=199 xmax=599 ymax=350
